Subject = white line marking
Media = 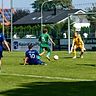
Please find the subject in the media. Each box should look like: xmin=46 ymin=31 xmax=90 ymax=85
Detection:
xmin=0 ymin=73 xmax=94 ymax=81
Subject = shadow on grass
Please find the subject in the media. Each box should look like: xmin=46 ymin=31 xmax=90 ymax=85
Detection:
xmin=19 ymin=63 xmax=24 ymax=65
xmin=77 ymin=64 xmax=96 ymax=67
xmin=61 ymin=56 xmax=72 ymax=59
xmin=0 ymin=81 xmax=96 ymax=96
xmin=19 ymin=63 xmax=33 ymax=65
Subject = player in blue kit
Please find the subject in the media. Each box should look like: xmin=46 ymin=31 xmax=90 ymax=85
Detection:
xmin=0 ymin=28 xmax=10 ymax=70
xmin=24 ymin=43 xmax=46 ymax=65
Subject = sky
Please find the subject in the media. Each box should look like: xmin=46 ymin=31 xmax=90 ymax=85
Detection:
xmin=0 ymin=0 xmax=96 ymax=12
xmin=0 ymin=0 xmax=34 ymax=11
xmin=72 ymin=0 xmax=96 ymax=10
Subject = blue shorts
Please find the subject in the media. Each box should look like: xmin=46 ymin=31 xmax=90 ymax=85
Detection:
xmin=0 ymin=51 xmax=3 ymax=59
xmin=27 ymin=59 xmax=44 ymax=65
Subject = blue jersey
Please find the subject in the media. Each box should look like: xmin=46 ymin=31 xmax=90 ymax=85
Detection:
xmin=0 ymin=33 xmax=5 ymax=51
xmin=25 ymin=49 xmax=40 ymax=64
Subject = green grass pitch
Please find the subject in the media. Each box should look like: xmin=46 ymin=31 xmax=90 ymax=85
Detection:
xmin=0 ymin=51 xmax=96 ymax=96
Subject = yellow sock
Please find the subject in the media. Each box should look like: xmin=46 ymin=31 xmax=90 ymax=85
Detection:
xmin=73 ymin=50 xmax=76 ymax=57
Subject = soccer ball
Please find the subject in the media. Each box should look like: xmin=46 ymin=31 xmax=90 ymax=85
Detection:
xmin=54 ymin=55 xmax=59 ymax=60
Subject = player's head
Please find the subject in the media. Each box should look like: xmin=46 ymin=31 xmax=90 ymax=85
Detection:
xmin=43 ymin=28 xmax=48 ymax=34
xmin=74 ymin=32 xmax=78 ymax=38
xmin=28 ymin=43 xmax=33 ymax=50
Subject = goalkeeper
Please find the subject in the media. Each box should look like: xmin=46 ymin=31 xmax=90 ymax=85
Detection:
xmin=71 ymin=32 xmax=86 ymax=59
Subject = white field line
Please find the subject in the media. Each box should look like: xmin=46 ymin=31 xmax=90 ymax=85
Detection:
xmin=0 ymin=73 xmax=95 ymax=81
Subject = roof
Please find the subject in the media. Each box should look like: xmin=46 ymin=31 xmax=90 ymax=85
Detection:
xmin=13 ymin=9 xmax=83 ymax=25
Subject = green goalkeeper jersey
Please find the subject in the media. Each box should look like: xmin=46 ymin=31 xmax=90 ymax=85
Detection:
xmin=39 ymin=33 xmax=50 ymax=47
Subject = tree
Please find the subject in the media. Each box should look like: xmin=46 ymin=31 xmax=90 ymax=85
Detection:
xmin=13 ymin=9 xmax=30 ymax=22
xmin=31 ymin=0 xmax=73 ymax=12
xmin=86 ymin=5 xmax=96 ymax=37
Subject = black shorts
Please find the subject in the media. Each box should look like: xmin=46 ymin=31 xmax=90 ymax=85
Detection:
xmin=0 ymin=51 xmax=3 ymax=59
xmin=42 ymin=47 xmax=51 ymax=52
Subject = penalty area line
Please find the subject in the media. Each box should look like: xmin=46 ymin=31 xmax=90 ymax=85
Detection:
xmin=0 ymin=73 xmax=94 ymax=81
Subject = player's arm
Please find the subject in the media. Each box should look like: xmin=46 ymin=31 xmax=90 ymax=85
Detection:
xmin=80 ymin=39 xmax=86 ymax=50
xmin=79 ymin=36 xmax=84 ymax=46
xmin=81 ymin=40 xmax=84 ymax=45
xmin=24 ymin=52 xmax=29 ymax=65
xmin=24 ymin=57 xmax=28 ymax=65
xmin=78 ymin=34 xmax=84 ymax=45
xmin=49 ymin=36 xmax=55 ymax=46
xmin=3 ymin=40 xmax=10 ymax=52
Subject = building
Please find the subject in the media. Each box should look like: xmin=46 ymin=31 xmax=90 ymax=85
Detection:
xmin=14 ymin=9 xmax=90 ymax=29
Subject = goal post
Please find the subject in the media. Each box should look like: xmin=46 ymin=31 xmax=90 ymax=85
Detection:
xmin=68 ymin=15 xmax=71 ymax=53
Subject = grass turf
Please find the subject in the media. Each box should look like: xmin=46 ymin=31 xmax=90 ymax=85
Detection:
xmin=0 ymin=51 xmax=96 ymax=96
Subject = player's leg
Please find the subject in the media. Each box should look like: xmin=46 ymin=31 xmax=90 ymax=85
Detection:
xmin=0 ymin=51 xmax=3 ymax=71
xmin=80 ymin=45 xmax=84 ymax=58
xmin=40 ymin=45 xmax=43 ymax=53
xmin=72 ymin=45 xmax=77 ymax=59
xmin=39 ymin=46 xmax=44 ymax=59
xmin=0 ymin=59 xmax=1 ymax=70
xmin=45 ymin=47 xmax=51 ymax=61
xmin=35 ymin=60 xmax=47 ymax=65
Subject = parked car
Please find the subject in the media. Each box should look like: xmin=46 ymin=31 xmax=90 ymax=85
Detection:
xmin=23 ymin=35 xmax=36 ymax=39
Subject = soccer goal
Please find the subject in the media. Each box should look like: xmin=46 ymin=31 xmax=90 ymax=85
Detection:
xmin=68 ymin=11 xmax=96 ymax=53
